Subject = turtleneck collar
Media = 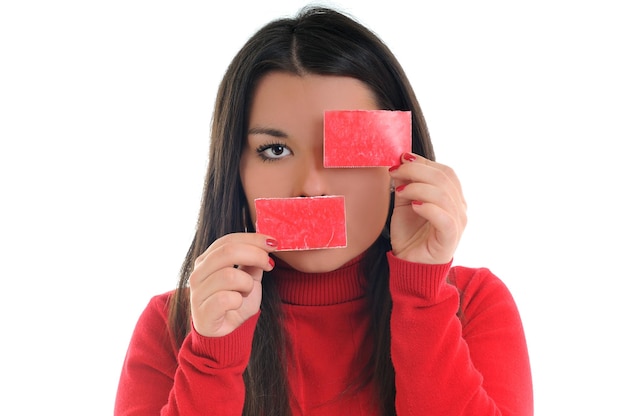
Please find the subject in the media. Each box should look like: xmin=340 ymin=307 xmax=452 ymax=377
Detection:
xmin=270 ymin=253 xmax=368 ymax=306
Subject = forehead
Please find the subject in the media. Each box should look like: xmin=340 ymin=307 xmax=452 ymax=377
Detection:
xmin=249 ymin=72 xmax=379 ymax=126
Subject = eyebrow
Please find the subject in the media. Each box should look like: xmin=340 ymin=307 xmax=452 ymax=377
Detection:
xmin=248 ymin=127 xmax=288 ymax=138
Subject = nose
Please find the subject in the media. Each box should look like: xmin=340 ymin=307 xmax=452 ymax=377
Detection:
xmin=296 ymin=149 xmax=329 ymax=197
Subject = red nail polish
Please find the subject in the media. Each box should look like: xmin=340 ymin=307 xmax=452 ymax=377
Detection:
xmin=389 ymin=164 xmax=400 ymax=172
xmin=266 ymin=238 xmax=278 ymax=247
xmin=268 ymin=257 xmax=275 ymax=268
xmin=395 ymin=184 xmax=407 ymax=192
xmin=412 ymin=200 xmax=423 ymax=206
xmin=403 ymin=153 xmax=417 ymax=162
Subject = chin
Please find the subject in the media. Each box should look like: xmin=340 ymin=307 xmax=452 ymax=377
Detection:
xmin=275 ymin=247 xmax=360 ymax=273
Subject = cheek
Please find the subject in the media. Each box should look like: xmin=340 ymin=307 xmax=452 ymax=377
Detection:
xmin=240 ymin=158 xmax=293 ymax=227
xmin=240 ymin=156 xmax=262 ymax=224
xmin=343 ymin=170 xmax=390 ymax=239
xmin=348 ymin=193 xmax=389 ymax=231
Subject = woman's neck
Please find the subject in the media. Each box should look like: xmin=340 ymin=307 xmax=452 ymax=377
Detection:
xmin=271 ymin=253 xmax=367 ymax=306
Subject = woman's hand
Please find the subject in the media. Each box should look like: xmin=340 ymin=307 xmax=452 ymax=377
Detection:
xmin=388 ymin=152 xmax=467 ymax=265
xmin=189 ymin=233 xmax=278 ymax=338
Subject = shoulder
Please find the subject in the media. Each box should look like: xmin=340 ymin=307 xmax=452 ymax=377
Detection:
xmin=448 ymin=266 xmax=522 ymax=331
xmin=147 ymin=290 xmax=177 ymax=311
xmin=138 ymin=290 xmax=177 ymax=320
xmin=132 ymin=290 xmax=178 ymax=343
xmin=448 ymin=265 xmax=508 ymax=296
xmin=119 ymin=289 xmax=186 ymax=364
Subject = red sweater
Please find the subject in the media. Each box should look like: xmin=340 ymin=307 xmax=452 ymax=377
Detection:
xmin=115 ymin=253 xmax=533 ymax=415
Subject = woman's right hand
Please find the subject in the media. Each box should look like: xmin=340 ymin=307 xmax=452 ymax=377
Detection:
xmin=189 ymin=233 xmax=278 ymax=338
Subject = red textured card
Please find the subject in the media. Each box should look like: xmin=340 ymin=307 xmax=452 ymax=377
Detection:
xmin=323 ymin=110 xmax=411 ymax=167
xmin=254 ymin=196 xmax=347 ymax=251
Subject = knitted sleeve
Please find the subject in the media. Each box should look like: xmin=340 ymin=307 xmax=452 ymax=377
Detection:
xmin=114 ymin=292 xmax=258 ymax=415
xmin=387 ymin=252 xmax=533 ymax=415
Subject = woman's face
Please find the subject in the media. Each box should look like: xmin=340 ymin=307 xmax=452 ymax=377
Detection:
xmin=240 ymin=72 xmax=391 ymax=273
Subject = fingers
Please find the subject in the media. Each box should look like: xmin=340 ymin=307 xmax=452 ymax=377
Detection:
xmin=191 ymin=266 xmax=257 ymax=329
xmin=189 ymin=232 xmax=278 ymax=337
xmin=394 ymin=179 xmax=467 ymax=227
xmin=390 ymin=152 xmax=466 ymax=211
xmin=194 ymin=232 xmax=278 ymax=273
xmin=192 ymin=264 xmax=256 ymax=305
xmin=191 ymin=233 xmax=278 ymax=292
xmin=389 ymin=152 xmax=467 ymax=262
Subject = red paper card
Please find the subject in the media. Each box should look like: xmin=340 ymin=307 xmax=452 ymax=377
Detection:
xmin=323 ymin=110 xmax=411 ymax=167
xmin=254 ymin=196 xmax=347 ymax=251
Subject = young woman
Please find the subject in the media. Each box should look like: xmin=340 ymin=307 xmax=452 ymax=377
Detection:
xmin=115 ymin=6 xmax=533 ymax=415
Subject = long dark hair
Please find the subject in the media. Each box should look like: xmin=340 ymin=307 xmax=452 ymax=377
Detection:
xmin=168 ymin=6 xmax=434 ymax=415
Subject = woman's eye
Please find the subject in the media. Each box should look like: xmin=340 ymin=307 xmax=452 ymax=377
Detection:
xmin=257 ymin=144 xmax=292 ymax=161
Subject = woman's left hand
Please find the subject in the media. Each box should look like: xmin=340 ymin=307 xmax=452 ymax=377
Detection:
xmin=388 ymin=152 xmax=467 ymax=264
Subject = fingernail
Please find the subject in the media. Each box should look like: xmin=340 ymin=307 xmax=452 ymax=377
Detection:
xmin=266 ymin=238 xmax=278 ymax=247
xmin=268 ymin=257 xmax=275 ymax=268
xmin=389 ymin=165 xmax=400 ymax=172
xmin=403 ymin=153 xmax=417 ymax=162
xmin=395 ymin=184 xmax=407 ymax=192
xmin=412 ymin=200 xmax=423 ymax=206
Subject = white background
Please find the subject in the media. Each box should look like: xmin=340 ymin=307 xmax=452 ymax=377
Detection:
xmin=1 ymin=0 xmax=624 ymax=414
